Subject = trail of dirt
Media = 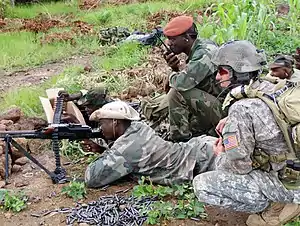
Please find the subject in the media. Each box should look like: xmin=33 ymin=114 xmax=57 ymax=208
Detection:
xmin=0 ymin=54 xmax=93 ymax=93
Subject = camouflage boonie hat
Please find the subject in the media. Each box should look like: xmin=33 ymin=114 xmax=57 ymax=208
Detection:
xmin=269 ymin=55 xmax=294 ymax=69
xmin=77 ymin=87 xmax=110 ymax=108
xmin=212 ymin=40 xmax=267 ymax=73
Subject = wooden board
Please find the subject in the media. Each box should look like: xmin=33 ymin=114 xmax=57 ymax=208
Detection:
xmin=39 ymin=97 xmax=54 ymax=124
xmin=40 ymin=88 xmax=86 ymax=125
xmin=66 ymin=102 xmax=86 ymax=125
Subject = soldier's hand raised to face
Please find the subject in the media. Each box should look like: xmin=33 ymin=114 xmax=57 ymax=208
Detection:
xmin=163 ymin=51 xmax=180 ymax=72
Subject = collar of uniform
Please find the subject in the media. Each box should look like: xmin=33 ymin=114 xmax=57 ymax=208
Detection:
xmin=186 ymin=38 xmax=201 ymax=63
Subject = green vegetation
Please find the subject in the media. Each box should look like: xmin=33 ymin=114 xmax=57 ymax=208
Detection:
xmin=61 ymin=180 xmax=87 ymax=201
xmin=0 ymin=189 xmax=27 ymax=213
xmin=1 ymin=0 xmax=300 ymax=225
xmin=2 ymin=0 xmax=299 ymax=70
xmin=0 ymin=32 xmax=100 ymax=70
xmin=0 ymin=66 xmax=84 ymax=116
xmin=0 ymin=41 xmax=148 ymax=116
xmin=132 ymin=176 xmax=207 ymax=225
xmin=60 ymin=140 xmax=99 ymax=163
xmin=198 ymin=0 xmax=300 ymax=55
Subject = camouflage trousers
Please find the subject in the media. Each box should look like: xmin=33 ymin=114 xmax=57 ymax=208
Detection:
xmin=168 ymin=87 xmax=223 ymax=142
xmin=193 ymin=170 xmax=300 ymax=213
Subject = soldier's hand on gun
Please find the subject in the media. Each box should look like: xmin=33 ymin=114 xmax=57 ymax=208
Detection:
xmin=213 ymin=137 xmax=224 ymax=156
xmin=61 ymin=113 xmax=80 ymax=124
xmin=81 ymin=139 xmax=103 ymax=154
xmin=163 ymin=51 xmax=180 ymax=72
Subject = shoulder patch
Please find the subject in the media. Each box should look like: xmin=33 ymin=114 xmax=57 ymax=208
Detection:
xmin=223 ymin=135 xmax=239 ymax=151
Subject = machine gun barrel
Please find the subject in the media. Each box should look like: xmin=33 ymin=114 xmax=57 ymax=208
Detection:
xmin=0 ymin=124 xmax=103 ymax=140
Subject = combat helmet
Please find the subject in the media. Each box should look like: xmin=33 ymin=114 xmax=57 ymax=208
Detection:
xmin=212 ymin=40 xmax=267 ymax=84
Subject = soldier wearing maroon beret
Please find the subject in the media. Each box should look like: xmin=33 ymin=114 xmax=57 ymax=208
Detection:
xmin=162 ymin=16 xmax=225 ymax=142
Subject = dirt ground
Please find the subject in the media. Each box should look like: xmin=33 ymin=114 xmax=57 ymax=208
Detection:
xmin=0 ymin=54 xmax=94 ymax=94
xmin=0 ymin=46 xmax=251 ymax=226
xmin=0 ymin=148 xmax=249 ymax=226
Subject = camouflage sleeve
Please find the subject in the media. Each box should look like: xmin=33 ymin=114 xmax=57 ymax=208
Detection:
xmin=169 ymin=49 xmax=215 ymax=91
xmin=84 ymin=148 xmax=133 ymax=188
xmin=215 ymin=100 xmax=255 ymax=174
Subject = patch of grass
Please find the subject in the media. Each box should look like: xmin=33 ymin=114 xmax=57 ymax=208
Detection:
xmin=60 ymin=140 xmax=97 ymax=161
xmin=196 ymin=0 xmax=300 ymax=54
xmin=96 ymin=42 xmax=149 ymax=71
xmin=61 ymin=180 xmax=87 ymax=201
xmin=0 ymin=66 xmax=84 ymax=116
xmin=179 ymin=0 xmax=216 ymax=11
xmin=0 ymin=189 xmax=28 ymax=213
xmin=80 ymin=1 xmax=185 ymax=29
xmin=0 ymin=41 xmax=149 ymax=116
xmin=5 ymin=1 xmax=79 ymax=18
xmin=286 ymin=220 xmax=300 ymax=226
xmin=132 ymin=176 xmax=207 ymax=225
xmin=0 ymin=31 xmax=100 ymax=70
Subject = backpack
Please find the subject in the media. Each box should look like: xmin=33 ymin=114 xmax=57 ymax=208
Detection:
xmin=223 ymin=76 xmax=300 ymax=159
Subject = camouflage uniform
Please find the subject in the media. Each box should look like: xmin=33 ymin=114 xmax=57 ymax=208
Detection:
xmin=168 ymin=39 xmax=224 ymax=141
xmin=85 ymin=121 xmax=217 ymax=188
xmin=193 ymin=80 xmax=300 ymax=213
xmin=291 ymin=68 xmax=300 ymax=82
xmin=192 ymin=40 xmax=300 ymax=215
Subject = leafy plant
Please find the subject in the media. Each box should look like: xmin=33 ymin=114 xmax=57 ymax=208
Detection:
xmin=60 ymin=140 xmax=89 ymax=161
xmin=285 ymin=221 xmax=300 ymax=226
xmin=86 ymin=153 xmax=99 ymax=164
xmin=132 ymin=176 xmax=174 ymax=198
xmin=144 ymin=201 xmax=174 ymax=225
xmin=0 ymin=0 xmax=9 ymax=18
xmin=61 ymin=180 xmax=87 ymax=201
xmin=133 ymin=176 xmax=207 ymax=225
xmin=0 ymin=189 xmax=27 ymax=212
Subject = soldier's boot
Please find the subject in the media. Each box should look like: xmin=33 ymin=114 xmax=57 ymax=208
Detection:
xmin=246 ymin=203 xmax=300 ymax=226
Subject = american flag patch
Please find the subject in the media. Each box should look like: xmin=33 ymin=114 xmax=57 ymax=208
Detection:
xmin=223 ymin=135 xmax=239 ymax=151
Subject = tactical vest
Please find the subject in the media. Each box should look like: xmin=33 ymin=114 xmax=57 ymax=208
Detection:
xmin=223 ymin=77 xmax=300 ymax=189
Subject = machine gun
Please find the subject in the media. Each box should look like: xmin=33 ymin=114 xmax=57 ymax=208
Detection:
xmin=2 ymin=95 xmax=105 ymax=185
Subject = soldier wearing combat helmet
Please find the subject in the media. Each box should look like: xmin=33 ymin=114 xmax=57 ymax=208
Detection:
xmin=162 ymin=16 xmax=225 ymax=142
xmin=193 ymin=40 xmax=300 ymax=226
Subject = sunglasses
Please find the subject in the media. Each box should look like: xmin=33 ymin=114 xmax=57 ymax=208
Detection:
xmin=217 ymin=66 xmax=230 ymax=75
